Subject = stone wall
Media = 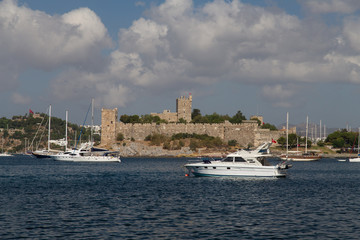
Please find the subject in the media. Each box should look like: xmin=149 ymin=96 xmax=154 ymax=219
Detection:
xmin=101 ymin=108 xmax=118 ymax=146
xmin=101 ymin=108 xmax=290 ymax=148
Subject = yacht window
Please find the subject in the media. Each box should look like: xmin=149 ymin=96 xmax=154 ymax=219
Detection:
xmin=204 ymin=167 xmax=208 ymax=169
xmin=234 ymin=157 xmax=246 ymax=162
xmin=195 ymin=166 xmax=199 ymax=168
xmin=213 ymin=167 xmax=216 ymax=169
xmin=227 ymin=167 xmax=230 ymax=169
xmin=223 ymin=157 xmax=233 ymax=162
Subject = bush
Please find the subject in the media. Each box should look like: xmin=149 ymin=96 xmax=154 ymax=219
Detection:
xmin=116 ymin=133 xmax=124 ymax=141
xmin=228 ymin=140 xmax=237 ymax=146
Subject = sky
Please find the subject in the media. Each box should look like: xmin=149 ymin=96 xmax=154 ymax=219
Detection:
xmin=1 ymin=0 xmax=360 ymax=129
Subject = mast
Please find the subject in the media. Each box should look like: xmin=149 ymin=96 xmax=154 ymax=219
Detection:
xmin=48 ymin=105 xmax=51 ymax=151
xmin=305 ymin=116 xmax=308 ymax=154
xmin=91 ymin=98 xmax=94 ymax=148
xmin=65 ymin=110 xmax=68 ymax=151
xmin=358 ymin=128 xmax=360 ymax=157
xmin=286 ymin=112 xmax=289 ymax=160
xmin=320 ymin=120 xmax=322 ymax=142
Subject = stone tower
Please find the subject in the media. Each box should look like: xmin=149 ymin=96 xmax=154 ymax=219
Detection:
xmin=101 ymin=108 xmax=118 ymax=146
xmin=176 ymin=94 xmax=192 ymax=122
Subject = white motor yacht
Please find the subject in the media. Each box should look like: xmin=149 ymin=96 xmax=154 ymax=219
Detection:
xmin=184 ymin=142 xmax=291 ymax=177
xmin=51 ymin=147 xmax=121 ymax=162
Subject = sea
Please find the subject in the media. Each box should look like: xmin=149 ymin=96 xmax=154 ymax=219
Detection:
xmin=0 ymin=156 xmax=360 ymax=239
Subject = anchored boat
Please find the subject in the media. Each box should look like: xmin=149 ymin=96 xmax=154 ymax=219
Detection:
xmin=184 ymin=142 xmax=291 ymax=177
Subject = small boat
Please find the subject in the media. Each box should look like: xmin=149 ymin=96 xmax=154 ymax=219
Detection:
xmin=0 ymin=153 xmax=13 ymax=157
xmin=279 ymin=151 xmax=322 ymax=161
xmin=279 ymin=116 xmax=321 ymax=161
xmin=51 ymin=147 xmax=121 ymax=162
xmin=184 ymin=142 xmax=291 ymax=178
xmin=338 ymin=159 xmax=347 ymax=162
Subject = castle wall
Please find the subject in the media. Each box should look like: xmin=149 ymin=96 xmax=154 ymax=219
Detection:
xmin=101 ymin=108 xmax=289 ymax=148
xmin=113 ymin=119 xmax=267 ymax=147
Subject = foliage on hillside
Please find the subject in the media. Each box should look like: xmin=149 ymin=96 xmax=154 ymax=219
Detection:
xmin=325 ymin=129 xmax=358 ymax=149
xmin=0 ymin=113 xmax=99 ymax=153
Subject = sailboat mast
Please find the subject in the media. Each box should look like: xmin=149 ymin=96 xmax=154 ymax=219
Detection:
xmin=305 ymin=116 xmax=308 ymax=154
xmin=65 ymin=110 xmax=68 ymax=151
xmin=358 ymin=128 xmax=360 ymax=157
xmin=91 ymin=98 xmax=94 ymax=148
xmin=286 ymin=112 xmax=289 ymax=160
xmin=48 ymin=105 xmax=51 ymax=151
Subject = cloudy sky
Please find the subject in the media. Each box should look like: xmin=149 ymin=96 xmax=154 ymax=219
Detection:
xmin=1 ymin=0 xmax=360 ymax=128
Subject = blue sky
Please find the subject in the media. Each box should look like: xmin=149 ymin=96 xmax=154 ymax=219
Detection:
xmin=1 ymin=0 xmax=360 ymax=130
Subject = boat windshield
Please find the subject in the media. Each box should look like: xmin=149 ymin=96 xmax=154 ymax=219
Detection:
xmin=222 ymin=157 xmax=233 ymax=162
xmin=234 ymin=157 xmax=246 ymax=162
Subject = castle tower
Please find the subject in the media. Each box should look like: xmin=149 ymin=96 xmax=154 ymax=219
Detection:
xmin=176 ymin=94 xmax=192 ymax=122
xmin=101 ymin=108 xmax=118 ymax=147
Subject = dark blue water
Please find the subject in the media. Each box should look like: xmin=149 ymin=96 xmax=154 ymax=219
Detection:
xmin=0 ymin=156 xmax=360 ymax=239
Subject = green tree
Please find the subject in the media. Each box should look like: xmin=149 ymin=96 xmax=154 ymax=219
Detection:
xmin=192 ymin=109 xmax=201 ymax=119
xmin=261 ymin=123 xmax=277 ymax=130
xmin=230 ymin=111 xmax=246 ymax=123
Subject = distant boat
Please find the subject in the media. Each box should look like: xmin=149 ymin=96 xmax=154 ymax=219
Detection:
xmin=280 ymin=151 xmax=321 ymax=161
xmin=51 ymin=146 xmax=121 ymax=162
xmin=0 ymin=153 xmax=13 ymax=157
xmin=349 ymin=128 xmax=360 ymax=162
xmin=279 ymin=116 xmax=321 ymax=161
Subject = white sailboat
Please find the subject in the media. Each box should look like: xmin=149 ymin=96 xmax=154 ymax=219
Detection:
xmin=32 ymin=105 xmax=60 ymax=158
xmin=51 ymin=99 xmax=121 ymax=163
xmin=349 ymin=128 xmax=360 ymax=162
xmin=280 ymin=116 xmax=321 ymax=161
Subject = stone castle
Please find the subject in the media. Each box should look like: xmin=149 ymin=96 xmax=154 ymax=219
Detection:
xmin=101 ymin=95 xmax=292 ymax=148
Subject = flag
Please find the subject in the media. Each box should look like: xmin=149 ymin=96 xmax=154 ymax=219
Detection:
xmin=29 ymin=109 xmax=34 ymax=114
xmin=272 ymin=139 xmax=277 ymax=143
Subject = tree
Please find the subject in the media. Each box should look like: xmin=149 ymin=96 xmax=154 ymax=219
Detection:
xmin=230 ymin=111 xmax=246 ymax=123
xmin=261 ymin=123 xmax=277 ymax=130
xmin=192 ymin=109 xmax=201 ymax=119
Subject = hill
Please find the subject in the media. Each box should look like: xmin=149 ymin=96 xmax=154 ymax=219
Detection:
xmin=0 ymin=113 xmax=99 ymax=153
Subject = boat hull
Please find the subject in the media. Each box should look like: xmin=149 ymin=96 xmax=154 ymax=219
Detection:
xmin=349 ymin=157 xmax=360 ymax=162
xmin=185 ymin=164 xmax=286 ymax=177
xmin=280 ymin=155 xmax=321 ymax=161
xmin=51 ymin=155 xmax=121 ymax=162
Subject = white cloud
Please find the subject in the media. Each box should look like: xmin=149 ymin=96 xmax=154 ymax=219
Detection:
xmin=0 ymin=0 xmax=111 ymax=90
xmin=5 ymin=0 xmax=360 ymax=110
xmin=303 ymin=0 xmax=360 ymax=14
xmin=11 ymin=92 xmax=31 ymax=104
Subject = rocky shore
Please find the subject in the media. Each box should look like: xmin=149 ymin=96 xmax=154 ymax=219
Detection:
xmin=110 ymin=142 xmax=357 ymax=159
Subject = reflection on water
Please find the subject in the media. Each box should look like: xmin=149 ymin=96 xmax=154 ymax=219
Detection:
xmin=0 ymin=156 xmax=360 ymax=239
